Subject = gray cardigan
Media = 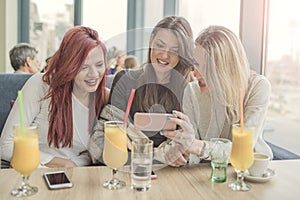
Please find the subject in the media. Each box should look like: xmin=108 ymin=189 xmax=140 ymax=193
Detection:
xmin=183 ymin=73 xmax=273 ymax=161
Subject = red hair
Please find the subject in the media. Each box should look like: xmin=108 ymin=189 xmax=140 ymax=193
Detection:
xmin=43 ymin=26 xmax=107 ymax=148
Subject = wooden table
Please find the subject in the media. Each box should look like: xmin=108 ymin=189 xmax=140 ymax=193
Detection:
xmin=0 ymin=160 xmax=299 ymax=199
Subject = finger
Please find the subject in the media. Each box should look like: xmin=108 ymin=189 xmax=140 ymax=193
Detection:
xmin=172 ymin=110 xmax=191 ymax=124
xmin=161 ymin=130 xmax=177 ymax=139
xmin=183 ymin=152 xmax=190 ymax=161
xmin=167 ymin=117 xmax=190 ymax=131
xmin=172 ymin=155 xmax=187 ymax=167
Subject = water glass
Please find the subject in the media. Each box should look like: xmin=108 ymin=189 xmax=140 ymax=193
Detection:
xmin=131 ymin=138 xmax=153 ymax=192
xmin=209 ymin=138 xmax=232 ymax=183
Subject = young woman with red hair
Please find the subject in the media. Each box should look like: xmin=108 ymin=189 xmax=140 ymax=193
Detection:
xmin=1 ymin=26 xmax=109 ymax=167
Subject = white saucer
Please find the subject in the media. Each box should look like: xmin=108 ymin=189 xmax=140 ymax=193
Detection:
xmin=244 ymin=168 xmax=275 ymax=183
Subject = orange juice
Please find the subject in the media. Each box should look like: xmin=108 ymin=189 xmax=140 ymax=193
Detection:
xmin=11 ymin=129 xmax=40 ymax=176
xmin=230 ymin=125 xmax=254 ymax=171
xmin=103 ymin=123 xmax=128 ymax=169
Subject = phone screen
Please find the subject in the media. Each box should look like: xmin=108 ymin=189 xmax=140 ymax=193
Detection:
xmin=134 ymin=112 xmax=176 ymax=131
xmin=45 ymin=172 xmax=71 ymax=185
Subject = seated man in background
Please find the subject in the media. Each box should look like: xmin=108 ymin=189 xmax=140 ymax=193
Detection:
xmin=9 ymin=43 xmax=40 ymax=73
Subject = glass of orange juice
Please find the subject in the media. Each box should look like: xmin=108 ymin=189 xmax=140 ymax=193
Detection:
xmin=11 ymin=125 xmax=40 ymax=197
xmin=228 ymin=124 xmax=254 ymax=191
xmin=103 ymin=121 xmax=128 ymax=190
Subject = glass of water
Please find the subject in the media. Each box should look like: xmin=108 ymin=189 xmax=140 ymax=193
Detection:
xmin=131 ymin=138 xmax=153 ymax=192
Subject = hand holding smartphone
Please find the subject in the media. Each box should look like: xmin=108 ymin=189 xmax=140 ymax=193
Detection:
xmin=44 ymin=171 xmax=73 ymax=190
xmin=134 ymin=112 xmax=176 ymax=132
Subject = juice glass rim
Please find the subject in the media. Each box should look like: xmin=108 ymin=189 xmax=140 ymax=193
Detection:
xmin=13 ymin=124 xmax=38 ymax=129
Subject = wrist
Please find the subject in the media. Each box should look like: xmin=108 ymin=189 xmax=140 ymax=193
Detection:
xmin=196 ymin=140 xmax=210 ymax=159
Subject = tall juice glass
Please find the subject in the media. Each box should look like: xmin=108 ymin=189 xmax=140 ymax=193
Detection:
xmin=103 ymin=121 xmax=128 ymax=190
xmin=229 ymin=124 xmax=253 ymax=191
xmin=11 ymin=125 xmax=40 ymax=197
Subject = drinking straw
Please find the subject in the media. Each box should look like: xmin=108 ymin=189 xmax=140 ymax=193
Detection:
xmin=123 ymin=89 xmax=136 ymax=125
xmin=17 ymin=90 xmax=25 ymax=134
xmin=239 ymin=88 xmax=244 ymax=132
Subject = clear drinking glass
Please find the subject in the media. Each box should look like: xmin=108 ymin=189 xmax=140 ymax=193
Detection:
xmin=11 ymin=125 xmax=40 ymax=197
xmin=131 ymin=138 xmax=153 ymax=191
xmin=103 ymin=121 xmax=128 ymax=190
xmin=209 ymin=138 xmax=232 ymax=183
xmin=228 ymin=124 xmax=254 ymax=191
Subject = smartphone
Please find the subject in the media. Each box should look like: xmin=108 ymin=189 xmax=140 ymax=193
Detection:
xmin=134 ymin=112 xmax=176 ymax=131
xmin=44 ymin=171 xmax=73 ymax=190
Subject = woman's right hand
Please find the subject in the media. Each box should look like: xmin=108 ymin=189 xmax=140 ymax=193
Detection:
xmin=45 ymin=157 xmax=77 ymax=168
xmin=162 ymin=110 xmax=207 ymax=156
xmin=162 ymin=111 xmax=195 ymax=152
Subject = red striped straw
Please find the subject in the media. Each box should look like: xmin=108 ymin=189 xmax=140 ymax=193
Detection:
xmin=123 ymin=89 xmax=136 ymax=125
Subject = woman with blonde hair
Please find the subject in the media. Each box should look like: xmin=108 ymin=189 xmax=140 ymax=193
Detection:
xmin=162 ymin=25 xmax=273 ymax=162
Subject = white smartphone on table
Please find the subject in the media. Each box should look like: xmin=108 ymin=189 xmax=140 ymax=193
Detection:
xmin=134 ymin=112 xmax=177 ymax=132
xmin=44 ymin=171 xmax=73 ymax=190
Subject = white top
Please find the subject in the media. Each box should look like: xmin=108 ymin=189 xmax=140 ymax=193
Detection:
xmin=0 ymin=73 xmax=91 ymax=166
xmin=183 ymin=73 xmax=273 ymax=162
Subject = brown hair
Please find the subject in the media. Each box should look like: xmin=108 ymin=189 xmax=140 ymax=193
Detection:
xmin=136 ymin=16 xmax=194 ymax=113
xmin=124 ymin=55 xmax=138 ymax=69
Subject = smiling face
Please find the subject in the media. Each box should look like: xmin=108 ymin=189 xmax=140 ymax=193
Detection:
xmin=150 ymin=29 xmax=180 ymax=81
xmin=73 ymin=46 xmax=105 ymax=98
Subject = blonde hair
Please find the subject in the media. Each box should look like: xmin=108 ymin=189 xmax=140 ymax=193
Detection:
xmin=124 ymin=55 xmax=138 ymax=69
xmin=195 ymin=25 xmax=250 ymax=123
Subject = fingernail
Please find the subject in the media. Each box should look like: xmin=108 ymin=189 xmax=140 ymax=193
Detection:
xmin=159 ymin=130 xmax=164 ymax=135
xmin=172 ymin=110 xmax=177 ymax=114
xmin=167 ymin=116 xmax=171 ymax=120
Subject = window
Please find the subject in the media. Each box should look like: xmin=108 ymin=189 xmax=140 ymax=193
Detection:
xmin=30 ymin=0 xmax=74 ymax=67
xmin=178 ymin=0 xmax=240 ymax=38
xmin=264 ymin=0 xmax=300 ymax=155
xmin=82 ymin=0 xmax=127 ymax=62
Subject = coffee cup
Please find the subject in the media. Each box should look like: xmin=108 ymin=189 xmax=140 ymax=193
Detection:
xmin=248 ymin=153 xmax=270 ymax=177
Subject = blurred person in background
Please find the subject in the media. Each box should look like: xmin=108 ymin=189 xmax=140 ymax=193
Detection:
xmin=123 ymin=55 xmax=138 ymax=70
xmin=108 ymin=50 xmax=126 ymax=75
xmin=9 ymin=43 xmax=40 ymax=74
xmin=41 ymin=56 xmax=51 ymax=73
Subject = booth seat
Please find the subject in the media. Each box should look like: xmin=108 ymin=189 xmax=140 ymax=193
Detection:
xmin=0 ymin=73 xmax=32 ymax=134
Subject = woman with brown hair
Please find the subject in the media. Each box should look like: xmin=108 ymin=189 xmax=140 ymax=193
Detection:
xmin=108 ymin=16 xmax=195 ymax=167
xmin=1 ymin=26 xmax=109 ymax=167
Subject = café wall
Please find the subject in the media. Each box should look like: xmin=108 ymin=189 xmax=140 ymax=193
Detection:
xmin=0 ymin=0 xmax=18 ymax=73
